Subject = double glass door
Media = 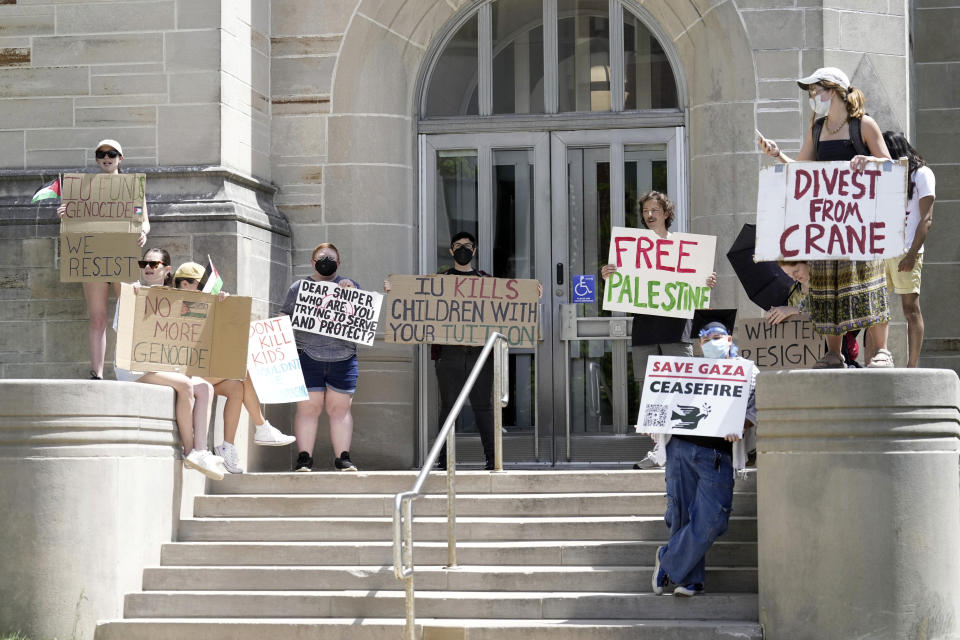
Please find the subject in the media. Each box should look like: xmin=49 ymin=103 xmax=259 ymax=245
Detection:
xmin=420 ymin=127 xmax=684 ymax=465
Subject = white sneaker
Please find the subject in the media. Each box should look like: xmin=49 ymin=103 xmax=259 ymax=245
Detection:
xmin=183 ymin=449 xmax=225 ymax=481
xmin=215 ymin=442 xmax=244 ymax=474
xmin=254 ymin=421 xmax=296 ymax=447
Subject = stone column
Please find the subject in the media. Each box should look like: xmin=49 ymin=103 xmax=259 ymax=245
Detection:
xmin=757 ymin=369 xmax=960 ymax=640
xmin=0 ymin=380 xmax=184 ymax=640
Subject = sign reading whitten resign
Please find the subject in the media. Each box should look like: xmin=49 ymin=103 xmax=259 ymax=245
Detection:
xmin=637 ymin=356 xmax=753 ymax=438
xmin=384 ymin=275 xmax=540 ymax=348
xmin=733 ymin=317 xmax=826 ymax=370
xmin=247 ymin=316 xmax=308 ymax=404
xmin=603 ymin=227 xmax=716 ymax=319
xmin=755 ymin=160 xmax=908 ymax=261
xmin=290 ymin=280 xmax=382 ymax=346
xmin=116 ymin=284 xmax=251 ymax=379
xmin=59 ymin=173 xmax=146 ymax=282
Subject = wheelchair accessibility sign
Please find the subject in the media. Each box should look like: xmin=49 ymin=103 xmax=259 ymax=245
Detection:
xmin=572 ymin=274 xmax=596 ymax=303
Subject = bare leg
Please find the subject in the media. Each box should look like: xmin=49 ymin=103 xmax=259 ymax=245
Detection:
xmin=900 ymin=293 xmax=924 ymax=367
xmin=294 ymin=391 xmax=325 ymax=454
xmin=210 ymin=378 xmax=244 ymax=444
xmin=191 ymin=377 xmax=214 ymax=451
xmin=137 ymin=372 xmax=196 ymax=453
xmin=326 ymin=389 xmax=354 ymax=456
xmin=865 ymin=322 xmax=889 ymax=361
xmin=82 ymin=282 xmax=110 ymax=377
xmin=242 ymin=375 xmax=266 ymax=425
xmin=825 ymin=334 xmax=843 ymax=355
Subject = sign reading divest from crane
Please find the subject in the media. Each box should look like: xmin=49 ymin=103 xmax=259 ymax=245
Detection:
xmin=755 ymin=160 xmax=907 ymax=260
xmin=603 ymin=227 xmax=716 ymax=319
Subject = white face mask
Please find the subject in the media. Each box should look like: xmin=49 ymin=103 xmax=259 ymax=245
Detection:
xmin=810 ymin=94 xmax=831 ymax=117
xmin=701 ymin=337 xmax=731 ymax=360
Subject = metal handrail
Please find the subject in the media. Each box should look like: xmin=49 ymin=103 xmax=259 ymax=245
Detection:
xmin=392 ymin=332 xmax=510 ymax=640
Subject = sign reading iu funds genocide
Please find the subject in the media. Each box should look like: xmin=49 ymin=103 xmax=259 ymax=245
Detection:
xmin=247 ymin=316 xmax=309 ymax=404
xmin=755 ymin=160 xmax=908 ymax=261
xmin=733 ymin=317 xmax=825 ymax=370
xmin=637 ymin=356 xmax=753 ymax=438
xmin=59 ymin=173 xmax=146 ymax=283
xmin=116 ymin=284 xmax=252 ymax=379
xmin=290 ymin=280 xmax=382 ymax=346
xmin=384 ymin=274 xmax=540 ymax=348
xmin=603 ymin=227 xmax=716 ymax=319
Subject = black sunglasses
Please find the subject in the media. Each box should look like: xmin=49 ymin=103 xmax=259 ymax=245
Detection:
xmin=95 ymin=149 xmax=120 ymax=159
xmin=176 ymin=277 xmax=198 ymax=285
xmin=138 ymin=260 xmax=166 ymax=269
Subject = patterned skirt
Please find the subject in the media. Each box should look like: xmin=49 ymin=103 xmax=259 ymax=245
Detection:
xmin=808 ymin=259 xmax=889 ymax=335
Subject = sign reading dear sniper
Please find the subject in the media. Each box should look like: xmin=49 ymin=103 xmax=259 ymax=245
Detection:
xmin=637 ymin=356 xmax=753 ymax=438
xmin=60 ymin=173 xmax=146 ymax=234
xmin=290 ymin=280 xmax=382 ymax=346
xmin=247 ymin=316 xmax=308 ymax=404
xmin=384 ymin=275 xmax=540 ymax=348
xmin=603 ymin=228 xmax=716 ymax=319
xmin=733 ymin=317 xmax=825 ymax=370
xmin=756 ymin=160 xmax=908 ymax=261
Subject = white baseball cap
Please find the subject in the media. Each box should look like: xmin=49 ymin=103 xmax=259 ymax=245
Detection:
xmin=95 ymin=139 xmax=123 ymax=156
xmin=796 ymin=67 xmax=850 ymax=91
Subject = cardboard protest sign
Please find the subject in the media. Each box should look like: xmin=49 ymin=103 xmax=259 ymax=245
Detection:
xmin=290 ymin=280 xmax=382 ymax=346
xmin=247 ymin=316 xmax=308 ymax=404
xmin=59 ymin=232 xmax=140 ymax=281
xmin=756 ymin=160 xmax=908 ymax=261
xmin=116 ymin=284 xmax=251 ymax=379
xmin=637 ymin=356 xmax=753 ymax=438
xmin=384 ymin=275 xmax=540 ymax=348
xmin=732 ymin=317 xmax=825 ymax=370
xmin=59 ymin=173 xmax=146 ymax=282
xmin=603 ymin=227 xmax=716 ymax=319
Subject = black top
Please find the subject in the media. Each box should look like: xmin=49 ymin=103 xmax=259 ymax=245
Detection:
xmin=631 ymin=315 xmax=691 ymax=346
xmin=816 ymin=139 xmax=858 ymax=162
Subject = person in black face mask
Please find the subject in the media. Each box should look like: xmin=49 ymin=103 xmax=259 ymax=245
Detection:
xmin=280 ymin=242 xmax=362 ymax=472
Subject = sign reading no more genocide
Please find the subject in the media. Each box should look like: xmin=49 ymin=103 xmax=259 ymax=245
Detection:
xmin=603 ymin=227 xmax=716 ymax=319
xmin=247 ymin=316 xmax=309 ymax=404
xmin=384 ymin=274 xmax=540 ymax=348
xmin=755 ymin=160 xmax=908 ymax=261
xmin=290 ymin=280 xmax=383 ymax=346
xmin=637 ymin=355 xmax=753 ymax=438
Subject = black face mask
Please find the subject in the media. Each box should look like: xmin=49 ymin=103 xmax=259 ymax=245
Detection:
xmin=315 ymin=256 xmax=337 ymax=276
xmin=452 ymin=246 xmax=474 ymax=266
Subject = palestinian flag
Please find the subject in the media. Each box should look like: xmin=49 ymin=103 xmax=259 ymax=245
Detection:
xmin=199 ymin=255 xmax=223 ymax=294
xmin=32 ymin=177 xmax=61 ymax=203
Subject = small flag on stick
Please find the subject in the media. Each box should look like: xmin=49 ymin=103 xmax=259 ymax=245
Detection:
xmin=32 ymin=177 xmax=61 ymax=204
xmin=199 ymin=255 xmax=223 ymax=295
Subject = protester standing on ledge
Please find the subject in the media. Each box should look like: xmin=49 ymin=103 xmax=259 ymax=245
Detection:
xmin=881 ymin=131 xmax=935 ymax=368
xmin=58 ymin=140 xmax=151 ymax=380
xmin=281 ymin=243 xmax=360 ymax=472
xmin=759 ymin=67 xmax=893 ymax=368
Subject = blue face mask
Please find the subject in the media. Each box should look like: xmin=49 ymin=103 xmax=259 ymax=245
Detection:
xmin=701 ymin=337 xmax=731 ymax=359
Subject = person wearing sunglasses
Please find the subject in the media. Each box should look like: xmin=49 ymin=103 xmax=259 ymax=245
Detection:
xmin=173 ymin=262 xmax=296 ymax=474
xmin=58 ymin=139 xmax=152 ymax=380
xmin=113 ymin=249 xmax=224 ymax=480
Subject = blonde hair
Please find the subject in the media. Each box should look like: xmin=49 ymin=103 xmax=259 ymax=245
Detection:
xmin=810 ymin=80 xmax=865 ymax=125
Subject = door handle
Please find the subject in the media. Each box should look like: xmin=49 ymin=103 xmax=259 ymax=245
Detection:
xmin=556 ymin=263 xmax=564 ymax=286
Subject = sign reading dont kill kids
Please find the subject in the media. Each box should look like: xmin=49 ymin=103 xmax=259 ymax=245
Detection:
xmin=603 ymin=227 xmax=716 ymax=319
xmin=247 ymin=316 xmax=308 ymax=404
xmin=637 ymin=355 xmax=753 ymax=438
xmin=290 ymin=280 xmax=382 ymax=346
xmin=755 ymin=160 xmax=908 ymax=261
xmin=59 ymin=172 xmax=146 ymax=282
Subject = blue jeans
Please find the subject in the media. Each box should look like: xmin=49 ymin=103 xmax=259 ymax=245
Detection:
xmin=660 ymin=437 xmax=734 ymax=586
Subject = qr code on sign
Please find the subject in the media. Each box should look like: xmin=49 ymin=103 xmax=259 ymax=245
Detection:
xmin=643 ymin=404 xmax=669 ymax=428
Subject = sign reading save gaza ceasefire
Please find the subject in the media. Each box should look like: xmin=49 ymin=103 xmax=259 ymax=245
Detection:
xmin=290 ymin=280 xmax=383 ymax=347
xmin=59 ymin=173 xmax=146 ymax=283
xmin=637 ymin=356 xmax=753 ymax=438
xmin=603 ymin=227 xmax=716 ymax=319
xmin=755 ymin=159 xmax=908 ymax=261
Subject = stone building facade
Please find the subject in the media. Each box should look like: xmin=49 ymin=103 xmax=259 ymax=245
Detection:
xmin=0 ymin=0 xmax=955 ymax=470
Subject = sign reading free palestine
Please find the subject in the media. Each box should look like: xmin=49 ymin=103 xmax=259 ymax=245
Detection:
xmin=603 ymin=227 xmax=716 ymax=319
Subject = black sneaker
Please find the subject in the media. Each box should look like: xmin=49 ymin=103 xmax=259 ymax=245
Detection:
xmin=295 ymin=451 xmax=313 ymax=472
xmin=335 ymin=451 xmax=358 ymax=471
xmin=483 ymin=459 xmax=495 ymax=471
xmin=90 ymin=370 xmax=103 ymax=380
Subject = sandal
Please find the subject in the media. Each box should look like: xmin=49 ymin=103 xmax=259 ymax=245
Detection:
xmin=867 ymin=348 xmax=895 ymax=368
xmin=812 ymin=351 xmax=846 ymax=369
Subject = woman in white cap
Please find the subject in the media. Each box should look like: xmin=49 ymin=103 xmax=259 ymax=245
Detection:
xmin=758 ymin=67 xmax=894 ymax=368
xmin=58 ymin=139 xmax=152 ymax=379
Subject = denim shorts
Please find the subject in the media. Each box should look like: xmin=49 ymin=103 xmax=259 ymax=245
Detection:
xmin=299 ymin=352 xmax=358 ymax=395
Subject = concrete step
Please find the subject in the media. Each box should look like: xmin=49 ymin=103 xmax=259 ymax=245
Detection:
xmin=95 ymin=617 xmax=763 ymax=640
xmin=123 ymin=590 xmax=758 ymax=621
xmin=193 ymin=492 xmax=757 ymax=518
xmin=141 ymin=565 xmax=757 ymax=593
xmin=160 ymin=540 xmax=758 ymax=567
xmin=209 ymin=470 xmax=757 ymax=496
